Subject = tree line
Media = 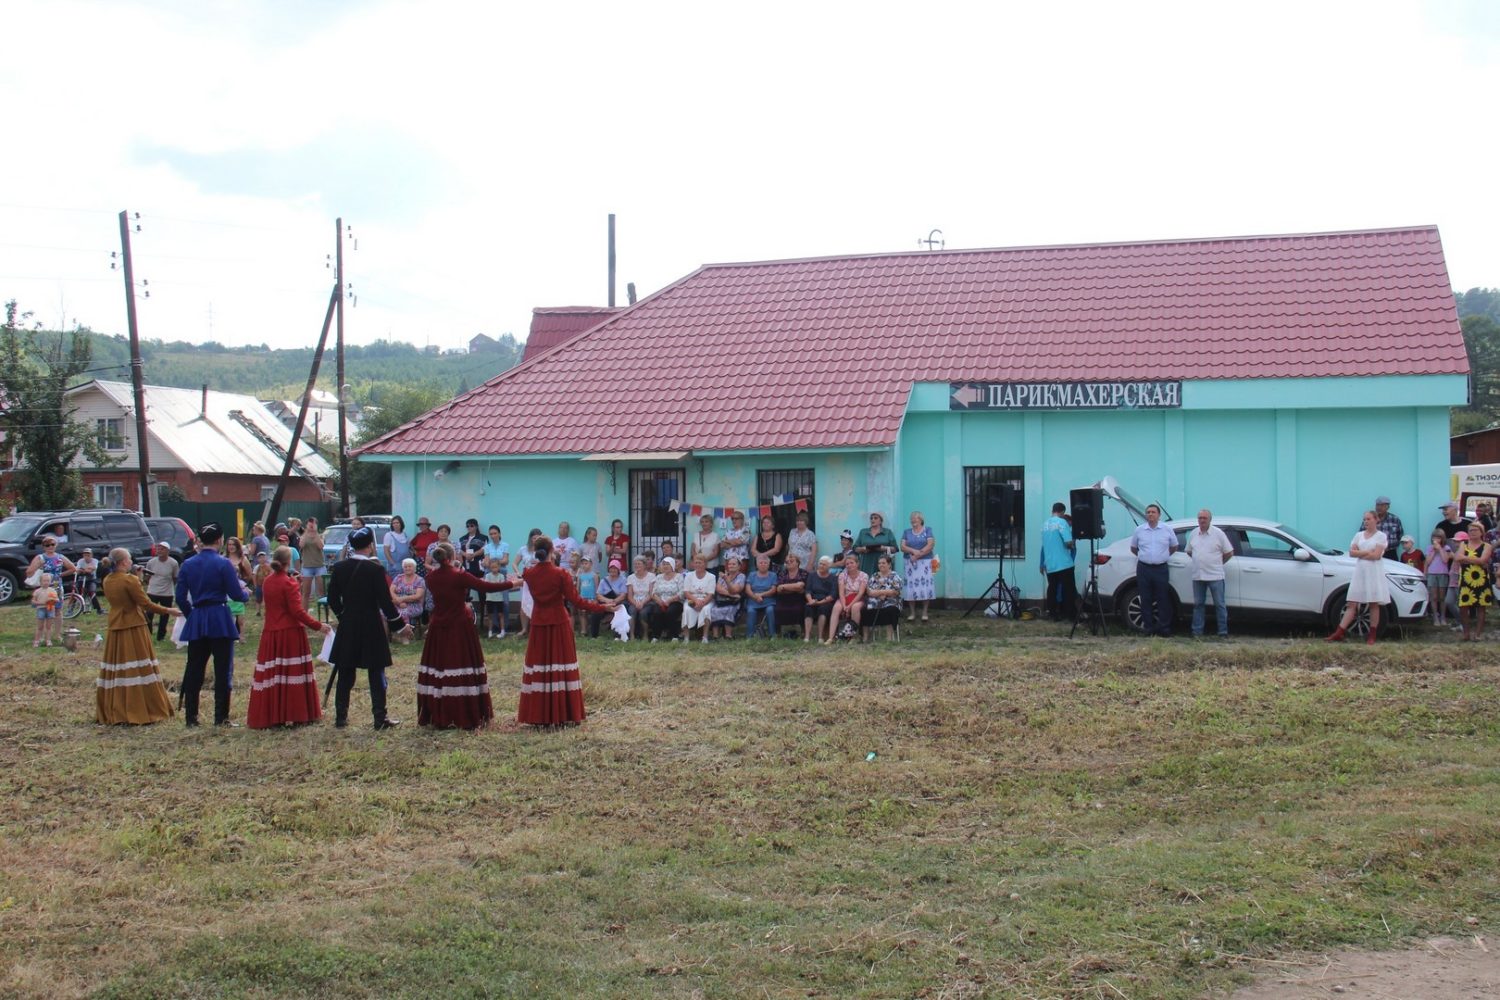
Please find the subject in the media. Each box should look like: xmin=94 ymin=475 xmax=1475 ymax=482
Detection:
xmin=1455 ymin=288 xmax=1500 ymax=434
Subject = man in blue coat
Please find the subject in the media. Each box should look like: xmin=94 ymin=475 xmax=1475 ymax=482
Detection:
xmin=176 ymin=523 xmax=249 ymax=726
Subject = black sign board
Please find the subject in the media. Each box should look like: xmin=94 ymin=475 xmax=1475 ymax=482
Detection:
xmin=949 ymin=380 xmax=1182 ymax=411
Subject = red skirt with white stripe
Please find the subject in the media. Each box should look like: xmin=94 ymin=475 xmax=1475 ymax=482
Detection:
xmin=517 ymin=621 xmax=586 ymax=726
xmin=416 ymin=623 xmax=494 ymax=729
xmin=247 ymin=627 xmax=323 ymax=728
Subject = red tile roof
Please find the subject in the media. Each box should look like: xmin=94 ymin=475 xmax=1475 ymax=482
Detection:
xmin=362 ymin=226 xmax=1467 ymax=457
xmin=521 ymin=306 xmax=621 ymax=363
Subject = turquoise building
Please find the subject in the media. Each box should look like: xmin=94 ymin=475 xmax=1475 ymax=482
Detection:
xmin=360 ymin=226 xmax=1468 ymax=601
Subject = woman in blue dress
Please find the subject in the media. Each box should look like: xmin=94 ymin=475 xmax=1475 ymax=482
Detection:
xmin=900 ymin=511 xmax=935 ymax=621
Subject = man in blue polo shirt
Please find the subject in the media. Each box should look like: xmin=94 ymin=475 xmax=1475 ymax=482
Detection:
xmin=1129 ymin=503 xmax=1177 ymax=637
xmin=1039 ymin=502 xmax=1076 ymax=620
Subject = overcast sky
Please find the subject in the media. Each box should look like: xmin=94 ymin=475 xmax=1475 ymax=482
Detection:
xmin=3 ymin=0 xmax=1497 ymax=352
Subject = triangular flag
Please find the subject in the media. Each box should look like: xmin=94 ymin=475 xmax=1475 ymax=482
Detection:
xmin=795 ymin=498 xmax=808 ymax=512
xmin=713 ymin=507 xmax=724 ymax=518
xmin=690 ymin=504 xmax=702 ymax=516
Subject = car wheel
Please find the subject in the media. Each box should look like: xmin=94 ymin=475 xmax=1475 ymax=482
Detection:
xmin=0 ymin=570 xmax=14 ymax=605
xmin=1325 ymin=588 xmax=1391 ymax=639
xmin=1116 ymin=583 xmax=1146 ymax=632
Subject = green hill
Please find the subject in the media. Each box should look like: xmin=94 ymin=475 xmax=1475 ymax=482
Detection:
xmin=81 ymin=332 xmax=523 ymax=405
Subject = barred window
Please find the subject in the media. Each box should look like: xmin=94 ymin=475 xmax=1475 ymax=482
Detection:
xmin=756 ymin=468 xmax=815 ymax=538
xmin=964 ymin=466 xmax=1025 ymax=558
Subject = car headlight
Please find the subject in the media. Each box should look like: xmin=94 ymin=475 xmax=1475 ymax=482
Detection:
xmin=1386 ymin=574 xmax=1422 ymax=592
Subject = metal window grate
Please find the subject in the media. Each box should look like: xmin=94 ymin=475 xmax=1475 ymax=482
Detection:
xmin=756 ymin=468 xmax=815 ymax=539
xmin=629 ymin=468 xmax=685 ymax=562
xmin=964 ymin=466 xmax=1025 ymax=559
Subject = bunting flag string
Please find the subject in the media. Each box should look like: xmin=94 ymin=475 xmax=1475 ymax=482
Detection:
xmin=667 ymin=492 xmax=808 ymax=518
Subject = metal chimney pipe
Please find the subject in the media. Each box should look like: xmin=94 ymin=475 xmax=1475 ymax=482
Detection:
xmin=201 ymin=383 xmax=208 ymax=417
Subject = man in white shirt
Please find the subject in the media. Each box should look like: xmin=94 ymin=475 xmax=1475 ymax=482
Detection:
xmin=1129 ymin=503 xmax=1178 ymax=637
xmin=1186 ymin=508 xmax=1234 ymax=637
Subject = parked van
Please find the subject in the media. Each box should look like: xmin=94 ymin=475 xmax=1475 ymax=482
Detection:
xmin=1451 ymin=464 xmax=1500 ymax=516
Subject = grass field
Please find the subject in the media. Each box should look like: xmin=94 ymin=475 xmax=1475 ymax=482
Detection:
xmin=1 ymin=607 xmax=1497 ymax=999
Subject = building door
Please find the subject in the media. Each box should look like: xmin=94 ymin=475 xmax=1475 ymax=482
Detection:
xmin=630 ymin=468 xmax=685 ymax=564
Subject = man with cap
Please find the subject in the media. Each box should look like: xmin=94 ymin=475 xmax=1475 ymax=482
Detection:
xmin=1435 ymin=501 xmax=1466 ymax=542
xmin=1364 ymin=497 xmax=1403 ymax=560
xmin=175 ymin=523 xmax=250 ymax=727
xmin=326 ymin=524 xmax=411 ymax=729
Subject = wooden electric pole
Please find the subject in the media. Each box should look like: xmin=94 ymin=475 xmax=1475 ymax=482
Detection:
xmin=335 ymin=217 xmax=350 ymax=518
xmin=266 ymin=284 xmax=339 ymax=531
xmin=117 ymin=210 xmax=154 ymax=516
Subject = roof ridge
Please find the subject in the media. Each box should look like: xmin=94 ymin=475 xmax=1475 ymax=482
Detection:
xmin=695 ymin=225 xmax=1441 ymax=271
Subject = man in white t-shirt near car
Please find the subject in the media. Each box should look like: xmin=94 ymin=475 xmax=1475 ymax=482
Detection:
xmin=1186 ymin=508 xmax=1234 ymax=638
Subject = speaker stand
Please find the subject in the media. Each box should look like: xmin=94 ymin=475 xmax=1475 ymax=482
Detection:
xmin=963 ymin=532 xmax=1017 ymax=619
xmin=1069 ymin=539 xmax=1109 ymax=639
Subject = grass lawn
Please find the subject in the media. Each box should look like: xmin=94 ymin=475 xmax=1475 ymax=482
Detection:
xmin=1 ymin=606 xmax=1497 ymax=998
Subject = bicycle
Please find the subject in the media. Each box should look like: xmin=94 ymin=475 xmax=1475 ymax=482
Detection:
xmin=60 ymin=573 xmax=100 ymax=620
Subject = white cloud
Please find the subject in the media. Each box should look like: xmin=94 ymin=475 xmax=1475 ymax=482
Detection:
xmin=1 ymin=0 xmax=1495 ymax=352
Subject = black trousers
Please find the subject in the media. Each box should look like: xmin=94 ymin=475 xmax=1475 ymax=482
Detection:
xmin=334 ymin=662 xmax=389 ymax=725
xmin=148 ymin=595 xmax=175 ymax=640
xmin=182 ymin=636 xmax=234 ymax=724
xmin=646 ymin=602 xmax=682 ymax=639
xmin=1047 ymin=569 xmax=1078 ymax=620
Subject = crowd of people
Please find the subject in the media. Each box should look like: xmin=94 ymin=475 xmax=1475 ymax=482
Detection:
xmin=363 ymin=511 xmax=939 ymax=646
xmin=73 ymin=490 xmax=1500 ymax=733
xmin=84 ymin=509 xmax=938 ymax=734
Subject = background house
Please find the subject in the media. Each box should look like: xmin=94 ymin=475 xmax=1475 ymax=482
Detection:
xmin=358 ymin=226 xmax=1468 ymax=601
xmin=68 ymin=380 xmax=335 ymax=510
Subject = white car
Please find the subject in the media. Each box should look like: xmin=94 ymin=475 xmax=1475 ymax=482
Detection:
xmin=1089 ymin=478 xmax=1428 ymax=636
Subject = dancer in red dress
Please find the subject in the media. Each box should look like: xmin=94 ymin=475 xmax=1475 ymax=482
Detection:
xmin=417 ymin=542 xmax=518 ymax=729
xmin=247 ymin=546 xmax=330 ymax=729
xmin=519 ymin=535 xmax=609 ymax=727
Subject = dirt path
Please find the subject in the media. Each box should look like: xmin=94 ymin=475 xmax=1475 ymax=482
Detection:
xmin=1227 ymin=936 xmax=1498 ymax=998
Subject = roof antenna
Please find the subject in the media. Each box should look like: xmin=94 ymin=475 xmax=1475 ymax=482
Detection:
xmin=918 ymin=229 xmax=945 ymax=251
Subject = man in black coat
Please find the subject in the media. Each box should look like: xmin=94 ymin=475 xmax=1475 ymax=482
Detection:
xmin=326 ymin=526 xmax=411 ymax=729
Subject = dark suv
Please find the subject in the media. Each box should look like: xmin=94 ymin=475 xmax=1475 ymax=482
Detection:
xmin=0 ymin=509 xmax=158 ymax=604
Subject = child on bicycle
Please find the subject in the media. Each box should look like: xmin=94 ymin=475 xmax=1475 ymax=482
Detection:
xmin=32 ymin=573 xmax=59 ymax=647
xmin=76 ymin=548 xmax=101 ymax=613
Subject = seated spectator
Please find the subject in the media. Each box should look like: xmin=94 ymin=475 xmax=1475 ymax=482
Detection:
xmin=804 ymin=555 xmax=837 ymax=642
xmin=592 ymin=559 xmax=628 ymax=639
xmin=865 ymin=555 xmax=904 ymax=641
xmin=625 ymin=556 xmax=656 ymax=640
xmin=774 ymin=553 xmax=808 ymax=639
xmin=391 ymin=558 xmax=426 ymax=633
xmin=828 ymin=553 xmax=868 ymax=643
xmin=647 ymin=557 xmax=684 ymax=642
xmin=709 ymin=555 xmax=745 ymax=640
xmin=745 ymin=553 xmax=778 ymax=638
xmin=680 ymin=553 xmax=718 ymax=642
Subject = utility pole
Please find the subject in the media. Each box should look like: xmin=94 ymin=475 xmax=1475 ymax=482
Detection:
xmin=335 ymin=217 xmax=350 ymax=518
xmin=117 ymin=210 xmax=154 ymax=516
xmin=266 ymin=284 xmax=339 ymax=531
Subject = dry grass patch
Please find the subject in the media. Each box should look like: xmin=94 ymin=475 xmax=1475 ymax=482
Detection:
xmin=0 ymin=611 xmax=1496 ymax=998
